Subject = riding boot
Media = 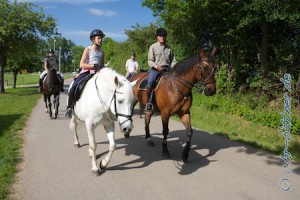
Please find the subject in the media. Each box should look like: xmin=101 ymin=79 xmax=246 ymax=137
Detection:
xmin=65 ymin=92 xmax=74 ymax=118
xmin=38 ymin=78 xmax=43 ymax=93
xmin=145 ymin=86 xmax=153 ymax=111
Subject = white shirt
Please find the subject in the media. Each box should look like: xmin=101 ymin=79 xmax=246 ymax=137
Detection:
xmin=125 ymin=59 xmax=139 ymax=73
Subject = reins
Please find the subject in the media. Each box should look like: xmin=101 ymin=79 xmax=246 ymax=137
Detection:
xmin=166 ymin=55 xmax=215 ymax=102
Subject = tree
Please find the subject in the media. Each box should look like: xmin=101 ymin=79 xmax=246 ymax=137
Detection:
xmin=0 ymin=0 xmax=57 ymax=93
xmin=70 ymin=45 xmax=84 ymax=72
xmin=142 ymin=0 xmax=300 ymax=88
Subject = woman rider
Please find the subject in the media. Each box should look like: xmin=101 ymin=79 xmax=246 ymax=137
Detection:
xmin=65 ymin=29 xmax=105 ymax=117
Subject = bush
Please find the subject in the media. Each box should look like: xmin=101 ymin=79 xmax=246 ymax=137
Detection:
xmin=192 ymin=93 xmax=300 ymax=135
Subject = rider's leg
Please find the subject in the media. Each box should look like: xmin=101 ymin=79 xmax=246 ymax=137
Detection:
xmin=65 ymin=91 xmax=74 ymax=118
xmin=65 ymin=72 xmax=89 ymax=118
xmin=145 ymin=86 xmax=153 ymax=111
xmin=145 ymin=68 xmax=159 ymax=111
xmin=38 ymin=71 xmax=47 ymax=93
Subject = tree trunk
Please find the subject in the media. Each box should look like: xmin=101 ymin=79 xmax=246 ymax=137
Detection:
xmin=0 ymin=48 xmax=8 ymax=93
xmin=260 ymin=23 xmax=270 ymax=78
xmin=13 ymin=70 xmax=18 ymax=88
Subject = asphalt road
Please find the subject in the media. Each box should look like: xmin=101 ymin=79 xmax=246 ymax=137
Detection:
xmin=11 ymin=81 xmax=300 ymax=200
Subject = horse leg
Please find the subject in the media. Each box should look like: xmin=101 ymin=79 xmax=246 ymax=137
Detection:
xmin=161 ymin=113 xmax=171 ymax=158
xmin=53 ymin=95 xmax=60 ymax=119
xmin=44 ymin=94 xmax=48 ymax=113
xmin=180 ymin=113 xmax=193 ymax=163
xmin=145 ymin=111 xmax=154 ymax=146
xmin=48 ymin=96 xmax=52 ymax=118
xmin=70 ymin=115 xmax=80 ymax=147
xmin=100 ymin=123 xmax=116 ymax=170
xmin=85 ymin=122 xmax=99 ymax=175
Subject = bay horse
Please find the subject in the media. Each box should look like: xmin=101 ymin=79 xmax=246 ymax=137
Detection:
xmin=43 ymin=67 xmax=62 ymax=119
xmin=131 ymin=48 xmax=217 ymax=163
xmin=69 ymin=67 xmax=137 ymax=175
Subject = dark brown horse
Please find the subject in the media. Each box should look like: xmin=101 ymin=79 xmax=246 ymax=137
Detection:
xmin=131 ymin=49 xmax=216 ymax=163
xmin=43 ymin=67 xmax=62 ymax=119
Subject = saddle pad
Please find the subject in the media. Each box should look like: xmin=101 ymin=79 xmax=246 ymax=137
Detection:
xmin=74 ymin=74 xmax=94 ymax=101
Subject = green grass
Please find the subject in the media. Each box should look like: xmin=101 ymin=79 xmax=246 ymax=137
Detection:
xmin=4 ymin=73 xmax=74 ymax=86
xmin=0 ymin=87 xmax=41 ymax=200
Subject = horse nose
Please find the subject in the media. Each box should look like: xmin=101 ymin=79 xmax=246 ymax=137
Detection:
xmin=123 ymin=127 xmax=132 ymax=138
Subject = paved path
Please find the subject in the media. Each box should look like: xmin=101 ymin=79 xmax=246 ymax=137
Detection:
xmin=12 ymin=81 xmax=300 ymax=200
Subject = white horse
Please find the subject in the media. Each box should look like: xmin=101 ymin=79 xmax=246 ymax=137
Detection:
xmin=69 ymin=67 xmax=137 ymax=175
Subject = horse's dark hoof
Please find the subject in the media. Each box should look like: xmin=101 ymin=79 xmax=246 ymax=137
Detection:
xmin=92 ymin=169 xmax=100 ymax=176
xmin=147 ymin=139 xmax=155 ymax=147
xmin=124 ymin=134 xmax=130 ymax=138
xmin=100 ymin=160 xmax=107 ymax=170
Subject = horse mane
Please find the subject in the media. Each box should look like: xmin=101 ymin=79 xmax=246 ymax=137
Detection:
xmin=96 ymin=67 xmax=126 ymax=82
xmin=170 ymin=52 xmax=215 ymax=76
xmin=170 ymin=53 xmax=200 ymax=76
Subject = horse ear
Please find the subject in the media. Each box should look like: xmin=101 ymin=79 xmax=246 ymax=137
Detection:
xmin=114 ymin=76 xmax=119 ymax=86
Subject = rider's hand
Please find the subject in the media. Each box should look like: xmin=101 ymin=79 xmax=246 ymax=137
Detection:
xmin=156 ymin=66 xmax=163 ymax=72
xmin=93 ymin=64 xmax=103 ymax=71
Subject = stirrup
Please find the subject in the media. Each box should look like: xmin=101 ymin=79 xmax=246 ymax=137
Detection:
xmin=145 ymin=102 xmax=153 ymax=111
xmin=64 ymin=108 xmax=73 ymax=118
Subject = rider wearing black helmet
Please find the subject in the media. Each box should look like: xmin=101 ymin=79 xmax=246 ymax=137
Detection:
xmin=145 ymin=28 xmax=177 ymax=111
xmin=38 ymin=49 xmax=64 ymax=93
xmin=65 ymin=29 xmax=106 ymax=117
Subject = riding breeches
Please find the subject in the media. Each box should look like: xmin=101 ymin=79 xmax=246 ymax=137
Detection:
xmin=147 ymin=68 xmax=161 ymax=88
xmin=69 ymin=71 xmax=90 ymax=93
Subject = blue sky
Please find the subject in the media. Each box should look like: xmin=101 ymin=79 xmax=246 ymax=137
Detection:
xmin=18 ymin=0 xmax=157 ymax=47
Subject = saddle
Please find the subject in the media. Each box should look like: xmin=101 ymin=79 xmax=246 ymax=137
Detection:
xmin=74 ymin=74 xmax=94 ymax=101
xmin=138 ymin=73 xmax=164 ymax=91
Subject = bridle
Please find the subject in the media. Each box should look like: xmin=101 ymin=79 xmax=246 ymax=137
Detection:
xmin=195 ymin=59 xmax=215 ymax=86
xmin=168 ymin=55 xmax=216 ymax=101
xmin=95 ymin=76 xmax=133 ymax=126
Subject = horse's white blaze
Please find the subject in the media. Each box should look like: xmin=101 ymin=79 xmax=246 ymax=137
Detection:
xmin=69 ymin=68 xmax=135 ymax=174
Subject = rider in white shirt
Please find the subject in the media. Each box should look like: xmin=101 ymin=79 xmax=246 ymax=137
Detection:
xmin=125 ymin=52 xmax=139 ymax=80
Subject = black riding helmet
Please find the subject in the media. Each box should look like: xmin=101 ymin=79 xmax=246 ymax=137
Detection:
xmin=90 ymin=29 xmax=105 ymax=41
xmin=156 ymin=28 xmax=167 ymax=36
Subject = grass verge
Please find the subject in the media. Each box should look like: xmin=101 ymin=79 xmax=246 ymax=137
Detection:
xmin=0 ymin=87 xmax=41 ymax=200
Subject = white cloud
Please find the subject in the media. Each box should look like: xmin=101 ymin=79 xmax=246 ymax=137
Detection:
xmin=89 ymin=8 xmax=116 ymax=17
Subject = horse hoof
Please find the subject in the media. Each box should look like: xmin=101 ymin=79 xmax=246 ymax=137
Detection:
xmin=124 ymin=134 xmax=130 ymax=138
xmin=100 ymin=160 xmax=107 ymax=170
xmin=74 ymin=143 xmax=80 ymax=148
xmin=92 ymin=169 xmax=100 ymax=176
xmin=147 ymin=140 xmax=155 ymax=147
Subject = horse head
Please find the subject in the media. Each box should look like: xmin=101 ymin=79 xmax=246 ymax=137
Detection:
xmin=112 ymin=76 xmax=136 ymax=137
xmin=198 ymin=48 xmax=217 ymax=96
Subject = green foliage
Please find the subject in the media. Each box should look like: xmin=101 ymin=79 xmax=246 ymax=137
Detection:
xmin=0 ymin=0 xmax=57 ymax=93
xmin=193 ymin=93 xmax=300 ymax=135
